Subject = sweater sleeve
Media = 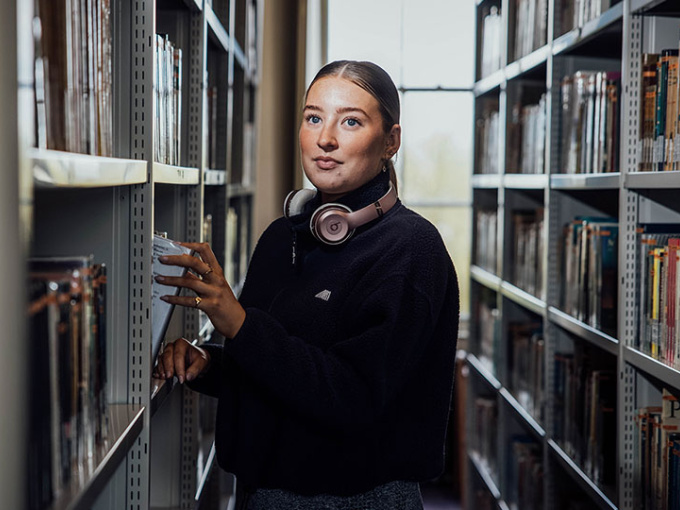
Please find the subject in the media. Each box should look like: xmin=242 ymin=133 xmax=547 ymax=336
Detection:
xmin=222 ymin=261 xmax=457 ymax=435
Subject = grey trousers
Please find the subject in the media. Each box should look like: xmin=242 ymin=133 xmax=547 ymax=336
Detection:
xmin=245 ymin=481 xmax=424 ymax=510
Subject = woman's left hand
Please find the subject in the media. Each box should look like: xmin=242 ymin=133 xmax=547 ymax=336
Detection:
xmin=156 ymin=242 xmax=246 ymax=339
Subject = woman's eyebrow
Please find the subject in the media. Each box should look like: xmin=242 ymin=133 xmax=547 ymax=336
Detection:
xmin=336 ymin=106 xmax=368 ymax=116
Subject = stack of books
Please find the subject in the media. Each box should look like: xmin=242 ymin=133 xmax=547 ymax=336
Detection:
xmin=507 ymin=437 xmax=543 ymax=510
xmin=509 ymin=322 xmax=544 ymax=421
xmin=27 ymin=257 xmax=108 ymax=510
xmin=634 ymin=389 xmax=680 ymax=509
xmin=480 ymin=5 xmax=502 ymax=78
xmin=637 ymin=226 xmax=680 ymax=366
xmin=155 ymin=34 xmax=183 ymax=166
xmin=511 ymin=209 xmax=545 ymax=299
xmin=560 ymin=71 xmax=621 ymax=174
xmin=475 ymin=208 xmax=498 ymax=273
xmin=476 ymin=100 xmax=500 ymax=174
xmin=639 ymin=49 xmax=680 ymax=172
xmin=561 ymin=217 xmax=618 ymax=335
xmin=560 ymin=0 xmax=617 ymax=34
xmin=512 ymin=0 xmax=548 ymax=60
xmin=507 ymin=93 xmax=547 ymax=174
xmin=34 ymin=0 xmax=113 ymax=155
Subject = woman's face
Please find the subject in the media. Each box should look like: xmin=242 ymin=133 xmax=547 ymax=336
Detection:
xmin=299 ymin=76 xmax=400 ymax=202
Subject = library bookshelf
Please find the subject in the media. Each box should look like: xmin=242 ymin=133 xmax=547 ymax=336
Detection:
xmin=470 ymin=0 xmax=680 ymax=508
xmin=8 ymin=0 xmax=262 ymax=509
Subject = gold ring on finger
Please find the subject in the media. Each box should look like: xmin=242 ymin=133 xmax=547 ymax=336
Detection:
xmin=201 ymin=265 xmax=213 ymax=277
xmin=194 ymin=296 xmax=202 ymax=309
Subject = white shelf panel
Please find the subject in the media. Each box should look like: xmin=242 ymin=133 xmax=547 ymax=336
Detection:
xmin=470 ymin=265 xmax=502 ymax=291
xmin=553 ymin=28 xmax=581 ymax=55
xmin=204 ymin=168 xmax=226 ymax=186
xmin=153 ymin=163 xmax=200 ymax=185
xmin=548 ymin=307 xmax=619 ymax=355
xmin=474 ymin=69 xmax=503 ymax=97
xmin=551 ymin=173 xmax=621 ymax=190
xmin=48 ymin=405 xmax=145 ymax=510
xmin=472 ymin=174 xmax=501 ymax=189
xmin=548 ymin=440 xmax=617 ymax=510
xmin=499 ymin=387 xmax=545 ymax=440
xmin=234 ymin=39 xmax=247 ymax=70
xmin=624 ymin=346 xmax=680 ymax=391
xmin=228 ymin=183 xmax=256 ymax=198
xmin=500 ymin=282 xmax=546 ymax=316
xmin=505 ymin=45 xmax=550 ymax=82
xmin=206 ymin=5 xmax=230 ymax=53
xmin=625 ymin=171 xmax=680 ymax=189
xmin=30 ymin=149 xmax=147 ymax=188
xmin=504 ymin=173 xmax=549 ymax=189
xmin=553 ymin=2 xmax=623 ymax=56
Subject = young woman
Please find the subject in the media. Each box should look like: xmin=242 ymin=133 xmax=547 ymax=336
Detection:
xmin=154 ymin=60 xmax=460 ymax=509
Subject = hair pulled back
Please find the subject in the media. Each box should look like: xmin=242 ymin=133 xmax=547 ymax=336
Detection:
xmin=306 ymin=60 xmax=400 ymax=192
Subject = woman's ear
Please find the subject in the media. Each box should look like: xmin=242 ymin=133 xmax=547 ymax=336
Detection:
xmin=385 ymin=124 xmax=402 ymax=158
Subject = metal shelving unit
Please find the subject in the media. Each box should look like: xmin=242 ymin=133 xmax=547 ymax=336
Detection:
xmin=13 ymin=0 xmax=262 ymax=508
xmin=468 ymin=0 xmax=680 ymax=508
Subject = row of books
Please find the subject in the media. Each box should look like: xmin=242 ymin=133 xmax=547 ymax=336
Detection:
xmin=554 ymin=349 xmax=616 ymax=491
xmin=154 ymin=34 xmax=183 ymax=166
xmin=637 ymin=226 xmax=680 ymax=368
xmin=506 ymin=437 xmax=543 ymax=510
xmin=634 ymin=389 xmax=680 ymax=510
xmin=640 ymin=50 xmax=680 ymax=172
xmin=560 ymin=0 xmax=617 ymax=35
xmin=27 ymin=257 xmax=109 ymax=510
xmin=473 ymin=397 xmax=499 ymax=481
xmin=474 ymin=208 xmax=498 ymax=273
xmin=512 ymin=0 xmax=547 ymax=61
xmin=34 ymin=0 xmax=113 ymax=156
xmin=511 ymin=209 xmax=545 ymax=300
xmin=476 ymin=290 xmax=500 ymax=376
xmin=507 ymin=93 xmax=547 ymax=174
xmin=509 ymin=322 xmax=545 ymax=423
xmin=560 ymin=217 xmax=618 ymax=336
xmin=560 ymin=71 xmax=621 ymax=174
xmin=475 ymin=101 xmax=500 ymax=174
xmin=480 ymin=5 xmax=502 ymax=78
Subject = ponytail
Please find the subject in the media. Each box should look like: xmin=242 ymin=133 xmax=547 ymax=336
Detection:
xmin=384 ymin=159 xmax=399 ymax=195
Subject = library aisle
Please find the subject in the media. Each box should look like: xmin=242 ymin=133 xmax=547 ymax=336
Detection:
xmin=469 ymin=0 xmax=680 ymax=508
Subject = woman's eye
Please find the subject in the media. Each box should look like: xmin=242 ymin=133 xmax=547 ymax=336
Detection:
xmin=307 ymin=115 xmax=321 ymax=124
xmin=345 ymin=118 xmax=360 ymax=127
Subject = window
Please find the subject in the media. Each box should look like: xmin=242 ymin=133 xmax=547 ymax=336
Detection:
xmin=324 ymin=0 xmax=475 ymax=318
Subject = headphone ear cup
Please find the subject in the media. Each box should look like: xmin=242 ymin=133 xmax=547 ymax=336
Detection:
xmin=310 ymin=203 xmax=353 ymax=245
xmin=284 ymin=189 xmax=317 ymax=218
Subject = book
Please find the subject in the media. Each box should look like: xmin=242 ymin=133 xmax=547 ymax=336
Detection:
xmin=151 ymin=235 xmax=194 ymax=364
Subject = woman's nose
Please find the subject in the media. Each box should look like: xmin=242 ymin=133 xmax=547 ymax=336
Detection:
xmin=317 ymin=125 xmax=338 ymax=151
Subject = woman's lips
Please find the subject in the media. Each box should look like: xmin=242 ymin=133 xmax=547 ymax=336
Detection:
xmin=314 ymin=157 xmax=341 ymax=170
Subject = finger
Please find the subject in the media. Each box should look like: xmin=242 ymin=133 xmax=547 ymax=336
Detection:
xmin=185 ymin=347 xmax=210 ymax=381
xmin=180 ymin=242 xmax=223 ymax=277
xmin=160 ymin=294 xmax=208 ymax=310
xmin=158 ymin=344 xmax=175 ymax=379
xmin=173 ymin=338 xmax=189 ymax=383
xmin=155 ymin=274 xmax=210 ymax=294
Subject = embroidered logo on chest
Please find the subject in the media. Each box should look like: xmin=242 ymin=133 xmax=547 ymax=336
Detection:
xmin=315 ymin=289 xmax=332 ymax=302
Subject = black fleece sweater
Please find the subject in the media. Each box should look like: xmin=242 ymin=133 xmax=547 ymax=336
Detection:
xmin=189 ymin=172 xmax=460 ymax=496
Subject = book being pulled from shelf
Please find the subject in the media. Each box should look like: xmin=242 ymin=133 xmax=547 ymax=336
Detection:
xmin=634 ymin=389 xmax=680 ymax=510
xmin=561 ymin=217 xmax=618 ymax=336
xmin=509 ymin=322 xmax=544 ymax=423
xmin=506 ymin=436 xmax=543 ymax=510
xmin=636 ymin=225 xmax=680 ymax=367
xmin=511 ymin=209 xmax=545 ymax=300
xmin=475 ymin=99 xmax=500 ymax=174
xmin=560 ymin=71 xmax=621 ymax=174
xmin=34 ymin=0 xmax=113 ymax=156
xmin=155 ymin=34 xmax=183 ymax=166
xmin=512 ymin=0 xmax=548 ymax=61
xmin=27 ymin=257 xmax=108 ymax=510
xmin=507 ymin=93 xmax=547 ymax=174
xmin=474 ymin=208 xmax=498 ymax=273
xmin=560 ymin=0 xmax=618 ymax=35
xmin=480 ymin=5 xmax=502 ymax=78
xmin=553 ymin=347 xmax=616 ymax=492
xmin=639 ymin=49 xmax=680 ymax=172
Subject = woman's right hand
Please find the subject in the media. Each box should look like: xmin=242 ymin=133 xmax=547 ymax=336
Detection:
xmin=153 ymin=337 xmax=211 ymax=384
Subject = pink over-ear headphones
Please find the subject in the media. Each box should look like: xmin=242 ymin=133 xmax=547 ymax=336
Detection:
xmin=284 ymin=184 xmax=398 ymax=245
